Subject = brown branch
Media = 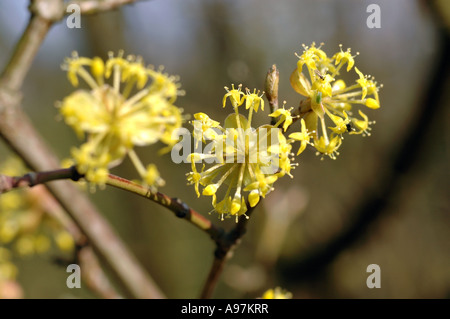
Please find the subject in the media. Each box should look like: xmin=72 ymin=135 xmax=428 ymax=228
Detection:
xmin=0 ymin=5 xmax=54 ymax=91
xmin=200 ymin=256 xmax=227 ymax=299
xmin=0 ymin=0 xmax=163 ymax=299
xmin=106 ymin=174 xmax=224 ymax=240
xmin=200 ymin=206 xmax=255 ymax=299
xmin=0 ymin=167 xmax=224 ymax=241
xmin=0 ymin=167 xmax=80 ymax=193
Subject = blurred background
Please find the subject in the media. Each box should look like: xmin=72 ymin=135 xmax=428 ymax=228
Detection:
xmin=0 ymin=0 xmax=448 ymax=298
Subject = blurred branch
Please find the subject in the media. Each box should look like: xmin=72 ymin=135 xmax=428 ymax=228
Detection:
xmin=65 ymin=0 xmax=143 ymax=15
xmin=77 ymin=246 xmax=123 ymax=299
xmin=27 ymin=186 xmax=86 ymax=244
xmin=27 ymin=183 xmax=122 ymax=298
xmin=278 ymin=1 xmax=450 ymax=284
xmin=0 ymin=2 xmax=56 ymax=91
xmin=0 ymin=0 xmax=163 ymax=298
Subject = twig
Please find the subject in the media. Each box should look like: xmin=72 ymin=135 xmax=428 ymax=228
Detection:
xmin=65 ymin=0 xmax=142 ymax=15
xmin=0 ymin=167 xmax=224 ymax=241
xmin=0 ymin=5 xmax=53 ymax=91
xmin=0 ymin=167 xmax=81 ymax=192
xmin=200 ymin=256 xmax=227 ymax=299
xmin=106 ymin=174 xmax=223 ymax=240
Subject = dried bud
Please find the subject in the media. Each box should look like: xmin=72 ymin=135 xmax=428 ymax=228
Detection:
xmin=264 ymin=64 xmax=279 ymax=111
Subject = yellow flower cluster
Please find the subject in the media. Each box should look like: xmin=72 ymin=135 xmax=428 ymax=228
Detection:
xmin=59 ymin=51 xmax=184 ymax=189
xmin=290 ymin=43 xmax=382 ymax=159
xmin=187 ymin=85 xmax=295 ymax=221
xmin=0 ymin=157 xmax=75 ymax=258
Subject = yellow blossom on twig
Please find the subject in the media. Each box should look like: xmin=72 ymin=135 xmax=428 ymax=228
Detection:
xmin=59 ymin=51 xmax=185 ymax=189
xmin=187 ymin=86 xmax=295 ymax=222
xmin=290 ymin=43 xmax=382 ymax=159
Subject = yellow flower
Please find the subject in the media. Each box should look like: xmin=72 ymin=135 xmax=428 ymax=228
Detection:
xmin=261 ymin=287 xmax=292 ymax=299
xmin=350 ymin=110 xmax=375 ymax=136
xmin=192 ymin=112 xmax=221 ymax=146
xmin=290 ymin=43 xmax=382 ymax=159
xmin=355 ymin=67 xmax=380 ymax=108
xmin=54 ymin=231 xmax=75 ymax=252
xmin=332 ymin=44 xmax=357 ymax=72
xmin=327 ymin=109 xmax=351 ymax=135
xmin=59 ymin=51 xmax=184 ymax=189
xmin=296 ymin=42 xmax=328 ymax=78
xmin=269 ymin=105 xmax=294 ymax=132
xmin=314 ymin=135 xmax=342 ymax=160
xmin=187 ymin=85 xmax=295 ymax=222
xmin=245 ymin=88 xmax=265 ymax=112
xmin=223 ymin=84 xmax=245 ymax=108
xmin=288 ymin=118 xmax=314 ymax=155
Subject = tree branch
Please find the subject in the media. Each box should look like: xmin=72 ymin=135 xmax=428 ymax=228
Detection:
xmin=200 ymin=206 xmax=255 ymax=299
xmin=106 ymin=174 xmax=224 ymax=240
xmin=0 ymin=6 xmax=53 ymax=91
xmin=0 ymin=167 xmax=224 ymax=242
